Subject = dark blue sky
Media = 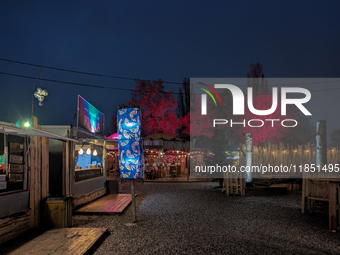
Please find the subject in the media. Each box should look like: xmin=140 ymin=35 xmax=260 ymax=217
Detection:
xmin=0 ymin=1 xmax=340 ymax=134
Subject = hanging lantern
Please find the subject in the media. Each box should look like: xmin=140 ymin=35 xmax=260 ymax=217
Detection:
xmin=93 ymin=150 xmax=97 ymax=156
xmin=79 ymin=148 xmax=84 ymax=155
xmin=34 ymin=87 xmax=48 ymax=106
xmin=117 ymin=105 xmax=144 ymax=179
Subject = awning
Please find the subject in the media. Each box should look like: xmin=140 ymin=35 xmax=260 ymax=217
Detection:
xmin=145 ymin=133 xmax=183 ymax=141
xmin=106 ymin=132 xmax=118 ymax=140
xmin=0 ymin=121 xmax=78 ymax=142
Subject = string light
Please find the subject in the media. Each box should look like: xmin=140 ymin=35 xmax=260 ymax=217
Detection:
xmin=79 ymin=148 xmax=84 ymax=155
xmin=93 ymin=150 xmax=97 ymax=156
xmin=86 ymin=148 xmax=91 ymax=155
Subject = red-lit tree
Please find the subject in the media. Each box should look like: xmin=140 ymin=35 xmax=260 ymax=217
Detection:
xmin=230 ymin=63 xmax=289 ymax=145
xmin=128 ymin=79 xmax=178 ymax=137
xmin=189 ymin=95 xmax=219 ymax=139
xmin=233 ymin=93 xmax=288 ymax=146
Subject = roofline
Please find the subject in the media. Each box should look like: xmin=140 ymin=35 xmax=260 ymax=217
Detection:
xmin=0 ymin=121 xmax=78 ymax=142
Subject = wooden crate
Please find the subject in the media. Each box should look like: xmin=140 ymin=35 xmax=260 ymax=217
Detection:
xmin=9 ymin=155 xmax=23 ymax=164
xmin=9 ymin=164 xmax=24 ymax=173
xmin=45 ymin=199 xmax=72 ymax=228
xmin=9 ymin=142 xmax=24 ymax=153
xmin=8 ymin=174 xmax=23 ymax=182
xmin=224 ymin=170 xmax=245 ymax=196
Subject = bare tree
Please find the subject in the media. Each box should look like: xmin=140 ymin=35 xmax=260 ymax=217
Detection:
xmin=105 ymin=113 xmax=118 ymax=136
xmin=247 ymin=63 xmax=268 ymax=94
xmin=176 ymin=77 xmax=190 ymax=117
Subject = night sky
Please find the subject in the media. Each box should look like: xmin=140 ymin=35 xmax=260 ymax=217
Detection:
xmin=0 ymin=1 xmax=340 ymax=135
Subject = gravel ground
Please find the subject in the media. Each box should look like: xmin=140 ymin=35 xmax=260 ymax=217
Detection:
xmin=73 ymin=182 xmax=340 ymax=255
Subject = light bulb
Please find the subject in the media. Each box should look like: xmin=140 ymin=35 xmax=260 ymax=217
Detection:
xmin=93 ymin=150 xmax=97 ymax=156
xmin=79 ymin=148 xmax=84 ymax=155
xmin=86 ymin=148 xmax=91 ymax=155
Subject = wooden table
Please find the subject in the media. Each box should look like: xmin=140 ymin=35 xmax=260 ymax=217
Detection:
xmin=8 ymin=228 xmax=107 ymax=255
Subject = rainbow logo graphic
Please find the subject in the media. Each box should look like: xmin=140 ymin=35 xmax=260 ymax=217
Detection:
xmin=198 ymin=82 xmax=222 ymax=115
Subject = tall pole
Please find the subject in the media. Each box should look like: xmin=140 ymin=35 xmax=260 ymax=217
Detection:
xmin=245 ymin=133 xmax=252 ymax=183
xmin=31 ymin=69 xmax=42 ymax=122
xmin=187 ymin=152 xmax=189 ymax=182
xmin=316 ymin=120 xmax=327 ymax=167
xmin=131 ymin=179 xmax=136 ymax=223
xmin=191 ymin=138 xmax=196 ymax=179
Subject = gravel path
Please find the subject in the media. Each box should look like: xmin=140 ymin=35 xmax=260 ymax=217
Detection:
xmin=73 ymin=182 xmax=340 ymax=255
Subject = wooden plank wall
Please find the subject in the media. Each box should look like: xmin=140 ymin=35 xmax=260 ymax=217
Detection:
xmin=30 ymin=117 xmax=50 ymax=228
xmin=0 ymin=211 xmax=32 ymax=244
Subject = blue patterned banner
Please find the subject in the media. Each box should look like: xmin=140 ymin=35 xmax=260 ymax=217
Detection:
xmin=117 ymin=107 xmax=144 ymax=179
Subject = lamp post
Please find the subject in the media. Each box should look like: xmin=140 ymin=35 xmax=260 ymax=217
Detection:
xmin=31 ymin=69 xmax=42 ymax=122
xmin=117 ymin=105 xmax=143 ymax=223
xmin=245 ymin=133 xmax=252 ymax=183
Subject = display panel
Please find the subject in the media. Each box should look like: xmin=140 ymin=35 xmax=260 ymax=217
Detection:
xmin=77 ymin=95 xmax=105 ymax=136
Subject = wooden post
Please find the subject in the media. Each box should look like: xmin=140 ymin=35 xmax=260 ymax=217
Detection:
xmin=245 ymin=133 xmax=252 ymax=183
xmin=131 ymin=179 xmax=136 ymax=223
xmin=187 ymin=153 xmax=189 ymax=182
xmin=41 ymin=137 xmax=49 ymax=199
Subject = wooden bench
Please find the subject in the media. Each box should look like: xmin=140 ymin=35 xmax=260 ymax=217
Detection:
xmin=302 ymin=178 xmax=340 ymax=231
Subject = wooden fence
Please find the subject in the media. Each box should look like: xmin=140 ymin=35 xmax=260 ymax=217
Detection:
xmin=239 ymin=142 xmax=340 ymax=178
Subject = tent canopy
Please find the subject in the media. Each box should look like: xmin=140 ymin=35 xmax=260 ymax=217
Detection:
xmin=106 ymin=132 xmax=118 ymax=140
xmin=145 ymin=133 xmax=183 ymax=141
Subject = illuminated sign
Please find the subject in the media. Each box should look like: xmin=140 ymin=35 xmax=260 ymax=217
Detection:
xmin=117 ymin=106 xmax=144 ymax=179
xmin=0 ymin=155 xmax=4 ymax=174
xmin=77 ymin=95 xmax=105 ymax=136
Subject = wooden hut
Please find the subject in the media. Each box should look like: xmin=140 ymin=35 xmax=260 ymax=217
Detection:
xmin=0 ymin=118 xmax=76 ymax=245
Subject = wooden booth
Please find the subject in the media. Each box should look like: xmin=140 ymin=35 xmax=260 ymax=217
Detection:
xmin=42 ymin=95 xmax=107 ymax=207
xmin=0 ymin=119 xmax=76 ymax=245
xmin=41 ymin=125 xmax=107 ymax=208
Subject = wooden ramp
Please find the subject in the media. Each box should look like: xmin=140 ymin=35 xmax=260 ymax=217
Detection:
xmin=74 ymin=194 xmax=133 ymax=214
xmin=8 ymin=228 xmax=107 ymax=255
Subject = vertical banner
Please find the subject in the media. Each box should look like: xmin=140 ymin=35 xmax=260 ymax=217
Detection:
xmin=117 ymin=105 xmax=144 ymax=179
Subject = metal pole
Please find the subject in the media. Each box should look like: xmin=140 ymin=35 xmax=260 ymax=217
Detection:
xmin=131 ymin=179 xmax=136 ymax=223
xmin=316 ymin=120 xmax=327 ymax=167
xmin=187 ymin=153 xmax=189 ymax=182
xmin=191 ymin=138 xmax=196 ymax=180
xmin=245 ymin=133 xmax=252 ymax=183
